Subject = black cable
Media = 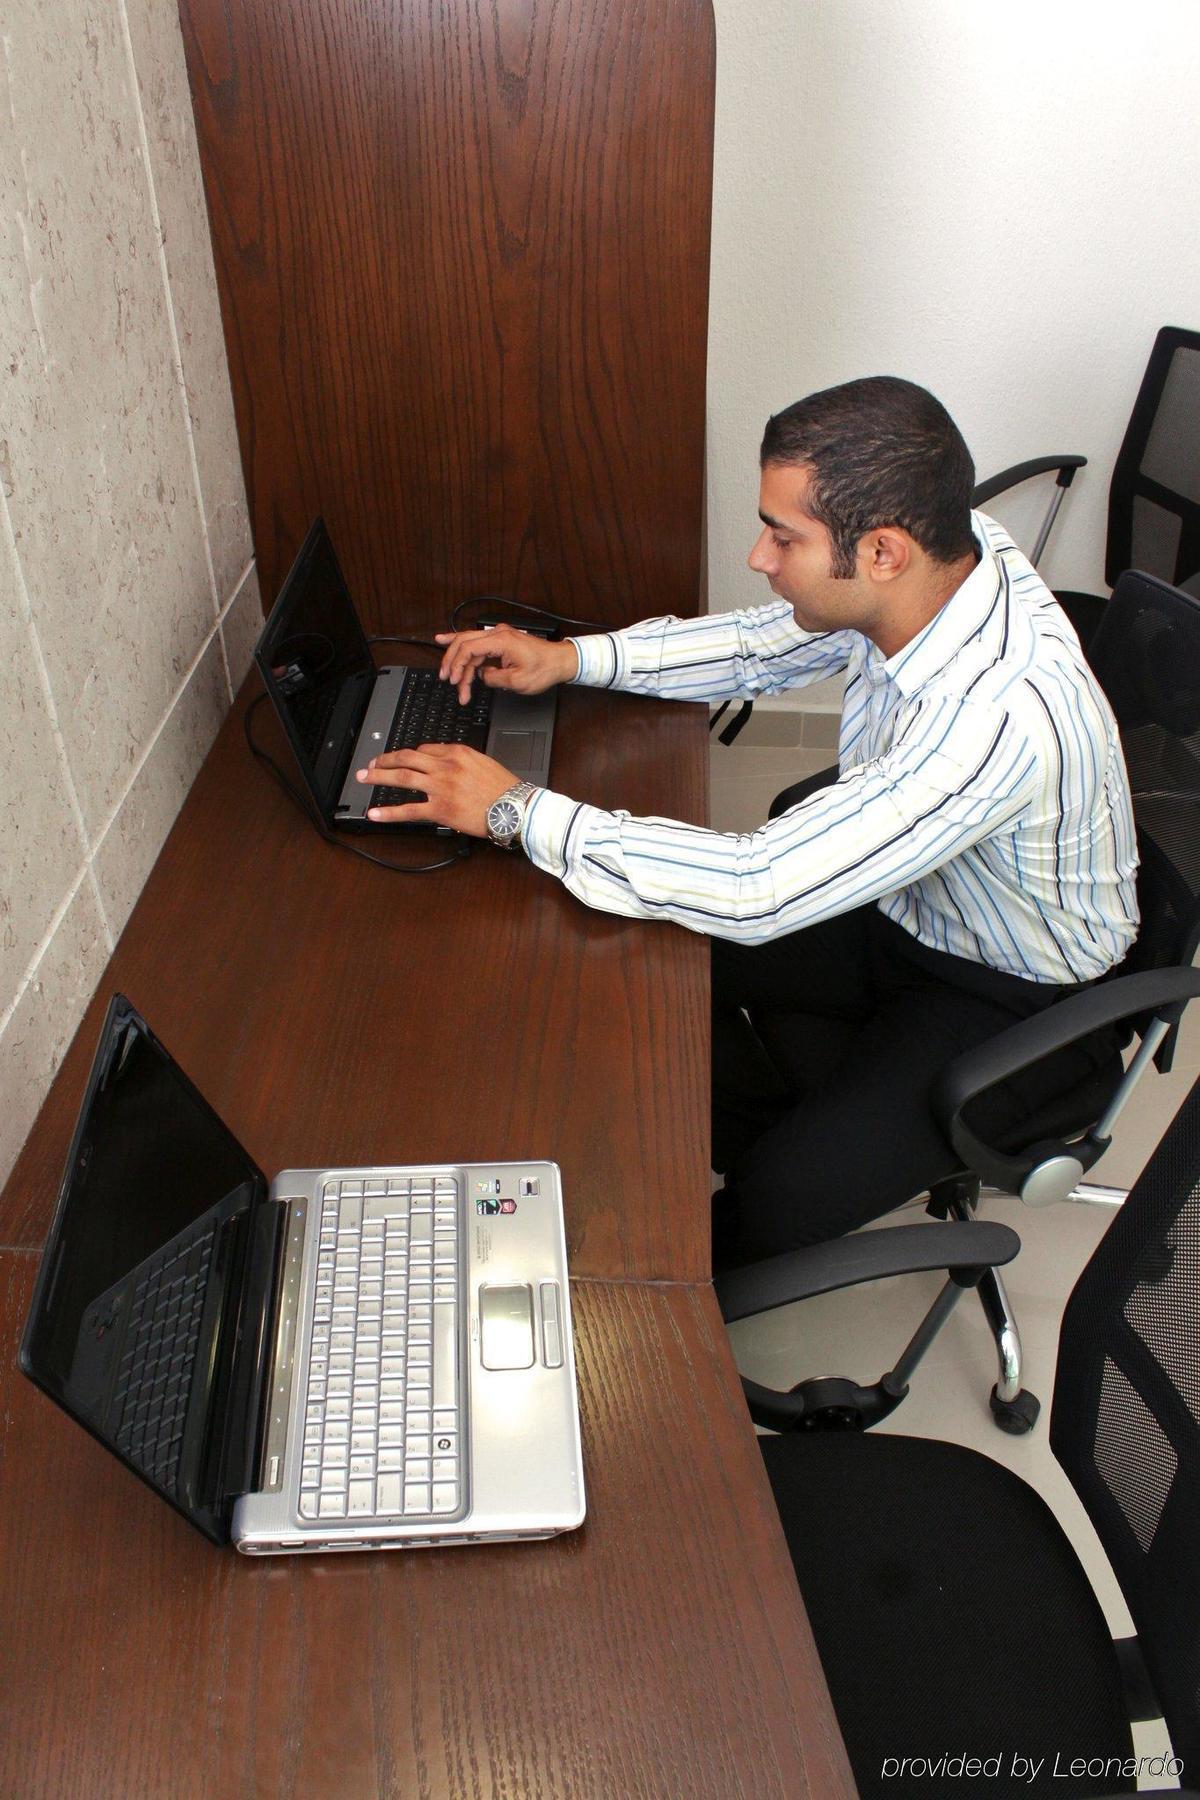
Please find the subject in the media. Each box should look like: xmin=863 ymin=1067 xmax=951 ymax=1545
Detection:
xmin=243 ymin=693 xmax=471 ymax=874
xmin=449 ymin=593 xmax=609 ymax=635
xmin=367 ymin=634 xmax=442 ymax=651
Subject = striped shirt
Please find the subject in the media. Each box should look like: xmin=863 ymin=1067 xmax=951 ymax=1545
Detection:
xmin=521 ymin=512 xmax=1139 ymax=983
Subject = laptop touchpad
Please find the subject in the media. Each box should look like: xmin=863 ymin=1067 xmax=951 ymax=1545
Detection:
xmin=491 ymin=730 xmax=546 ymax=777
xmin=480 ymin=1284 xmax=535 ymax=1370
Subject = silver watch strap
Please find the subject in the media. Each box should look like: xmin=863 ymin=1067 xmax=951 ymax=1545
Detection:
xmin=509 ymin=780 xmax=536 ymax=841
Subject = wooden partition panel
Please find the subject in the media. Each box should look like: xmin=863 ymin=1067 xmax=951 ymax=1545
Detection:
xmin=178 ymin=0 xmax=715 ymax=631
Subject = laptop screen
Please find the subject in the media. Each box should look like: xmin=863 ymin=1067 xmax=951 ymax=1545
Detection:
xmin=254 ymin=519 xmax=376 ymax=814
xmin=20 ymin=997 xmax=266 ymax=1540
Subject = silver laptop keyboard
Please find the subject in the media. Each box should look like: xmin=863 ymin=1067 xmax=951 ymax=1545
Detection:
xmin=298 ymin=1174 xmax=462 ymax=1521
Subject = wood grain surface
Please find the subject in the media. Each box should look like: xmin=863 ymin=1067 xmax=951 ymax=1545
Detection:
xmin=0 ymin=8 xmax=859 ymax=1790
xmin=0 ymin=680 xmax=712 ymax=1281
xmin=0 ymin=1257 xmax=853 ymax=1799
xmin=177 ymin=0 xmax=715 ymax=631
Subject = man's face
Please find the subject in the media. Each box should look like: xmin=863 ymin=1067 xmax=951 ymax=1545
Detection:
xmin=747 ymin=463 xmax=866 ymax=634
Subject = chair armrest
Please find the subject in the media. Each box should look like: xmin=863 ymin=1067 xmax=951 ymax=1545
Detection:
xmin=932 ymin=968 xmax=1200 ymax=1191
xmin=715 ymin=1220 xmax=1019 ymax=1323
xmin=972 ymin=454 xmax=1086 ymax=508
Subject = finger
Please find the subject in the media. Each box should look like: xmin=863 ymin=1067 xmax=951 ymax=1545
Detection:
xmin=359 ymin=772 xmax=429 ymax=795
xmin=442 ymin=645 xmax=485 ymax=692
xmin=356 ymin=750 xmax=440 ymax=781
xmin=363 ymin=742 xmax=465 ymax=779
xmin=366 ymin=799 xmax=434 ymax=823
xmin=459 ymin=651 xmax=522 ymax=700
xmin=437 ymin=630 xmax=504 ymax=681
xmin=447 ymin=641 xmax=496 ymax=689
xmin=444 ymin=628 xmax=506 ymax=650
xmin=440 ymin=640 xmax=487 ymax=684
xmin=452 ymin=654 xmax=505 ymax=704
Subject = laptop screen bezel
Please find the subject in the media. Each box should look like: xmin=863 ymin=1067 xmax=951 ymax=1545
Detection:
xmin=253 ymin=517 xmax=377 ymax=823
xmin=18 ymin=995 xmax=271 ymax=1546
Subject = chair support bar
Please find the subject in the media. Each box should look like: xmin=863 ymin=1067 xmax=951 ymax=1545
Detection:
xmin=887 ymin=1277 xmax=969 ymax=1390
xmin=1030 ymin=482 xmax=1069 ymax=567
xmin=1093 ymin=1017 xmax=1171 ymax=1139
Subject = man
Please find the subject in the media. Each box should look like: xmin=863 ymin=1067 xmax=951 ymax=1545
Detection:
xmin=359 ymin=377 xmax=1138 ymax=1264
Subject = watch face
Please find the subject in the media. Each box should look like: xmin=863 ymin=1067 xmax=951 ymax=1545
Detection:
xmin=491 ymin=799 xmax=521 ymax=838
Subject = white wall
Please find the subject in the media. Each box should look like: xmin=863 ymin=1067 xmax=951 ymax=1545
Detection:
xmin=0 ymin=0 xmax=259 ymax=1189
xmin=706 ymin=0 xmax=1200 ymax=621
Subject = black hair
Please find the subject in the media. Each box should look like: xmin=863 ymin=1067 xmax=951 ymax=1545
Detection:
xmin=760 ymin=376 xmax=976 ymax=575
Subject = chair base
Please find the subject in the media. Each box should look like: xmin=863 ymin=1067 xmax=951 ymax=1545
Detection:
xmin=932 ymin=1178 xmax=1041 ymax=1432
xmin=792 ymin=1375 xmax=907 ymax=1432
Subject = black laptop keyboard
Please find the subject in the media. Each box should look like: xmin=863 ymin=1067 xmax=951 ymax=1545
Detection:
xmin=110 ymin=1220 xmax=217 ymax=1493
xmin=371 ymin=669 xmax=493 ymax=809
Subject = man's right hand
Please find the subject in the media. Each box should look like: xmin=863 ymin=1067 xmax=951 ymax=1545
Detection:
xmin=435 ymin=623 xmax=581 ymax=704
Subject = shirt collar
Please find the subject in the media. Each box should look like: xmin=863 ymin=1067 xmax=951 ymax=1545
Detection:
xmin=877 ymin=515 xmax=1003 ymax=697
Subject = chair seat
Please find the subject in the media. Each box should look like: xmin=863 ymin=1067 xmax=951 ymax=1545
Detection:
xmin=760 ymin=1431 xmax=1135 ymax=1797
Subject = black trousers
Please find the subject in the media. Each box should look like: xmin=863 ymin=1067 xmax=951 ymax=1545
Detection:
xmin=711 ymin=906 xmax=1114 ymax=1265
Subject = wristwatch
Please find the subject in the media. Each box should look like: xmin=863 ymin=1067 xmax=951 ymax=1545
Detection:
xmin=485 ymin=780 xmax=537 ymax=849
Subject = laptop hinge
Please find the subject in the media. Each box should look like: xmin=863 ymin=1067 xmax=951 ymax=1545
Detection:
xmin=188 ymin=1185 xmax=283 ymax=1527
xmin=218 ymin=1197 xmax=290 ymax=1509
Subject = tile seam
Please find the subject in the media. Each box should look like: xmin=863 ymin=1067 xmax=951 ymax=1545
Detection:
xmin=115 ymin=0 xmax=229 ymax=701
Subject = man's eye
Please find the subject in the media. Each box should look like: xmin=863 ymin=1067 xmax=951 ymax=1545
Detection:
xmin=773 ymin=535 xmax=791 ymax=551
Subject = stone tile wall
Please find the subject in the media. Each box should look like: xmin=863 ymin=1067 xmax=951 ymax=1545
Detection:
xmin=1 ymin=0 xmax=260 ymax=1189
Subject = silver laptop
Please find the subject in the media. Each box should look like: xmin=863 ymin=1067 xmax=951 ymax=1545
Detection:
xmin=253 ymin=518 xmax=557 ymax=833
xmin=20 ymin=997 xmax=586 ymax=1555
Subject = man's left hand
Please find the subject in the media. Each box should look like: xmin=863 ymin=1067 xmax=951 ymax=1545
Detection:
xmin=356 ymin=744 xmax=519 ymax=837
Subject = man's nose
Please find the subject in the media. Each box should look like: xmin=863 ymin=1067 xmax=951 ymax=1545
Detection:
xmin=748 ymin=527 xmax=774 ymax=574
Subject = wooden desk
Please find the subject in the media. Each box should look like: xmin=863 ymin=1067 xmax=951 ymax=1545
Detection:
xmin=0 ymin=687 xmax=712 ymax=1282
xmin=0 ymin=686 xmax=855 ymax=1798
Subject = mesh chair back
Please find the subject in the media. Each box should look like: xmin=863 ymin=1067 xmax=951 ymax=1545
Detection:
xmin=1087 ymin=574 xmax=1200 ymax=1068
xmin=1050 ymin=1073 xmax=1200 ymax=1776
xmin=1106 ymin=326 xmax=1200 ymax=590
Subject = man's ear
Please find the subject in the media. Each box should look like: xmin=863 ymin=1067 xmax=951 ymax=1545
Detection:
xmin=861 ymin=526 xmax=912 ymax=583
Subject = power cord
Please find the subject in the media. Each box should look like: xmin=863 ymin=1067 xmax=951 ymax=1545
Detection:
xmin=448 ymin=593 xmax=609 ymax=636
xmin=367 ymin=635 xmax=443 ymax=651
xmin=243 ymin=692 xmax=472 ymax=874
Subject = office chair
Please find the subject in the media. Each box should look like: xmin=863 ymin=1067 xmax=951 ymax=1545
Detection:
xmin=756 ymin=1070 xmax=1200 ymax=1800
xmin=722 ymin=570 xmax=1200 ymax=1437
xmin=974 ymin=325 xmax=1200 ymax=648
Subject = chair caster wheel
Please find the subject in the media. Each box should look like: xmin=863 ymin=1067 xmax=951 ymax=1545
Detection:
xmin=990 ymin=1386 xmax=1041 ymax=1434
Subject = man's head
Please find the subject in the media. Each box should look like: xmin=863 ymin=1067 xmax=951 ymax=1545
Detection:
xmin=748 ymin=376 xmax=978 ymax=650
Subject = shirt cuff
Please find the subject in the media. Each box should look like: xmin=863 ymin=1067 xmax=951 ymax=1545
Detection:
xmin=567 ymin=632 xmax=624 ymax=688
xmin=521 ymin=786 xmax=595 ymax=874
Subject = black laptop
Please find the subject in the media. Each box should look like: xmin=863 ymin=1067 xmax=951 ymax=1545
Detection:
xmin=253 ymin=520 xmax=557 ymax=832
